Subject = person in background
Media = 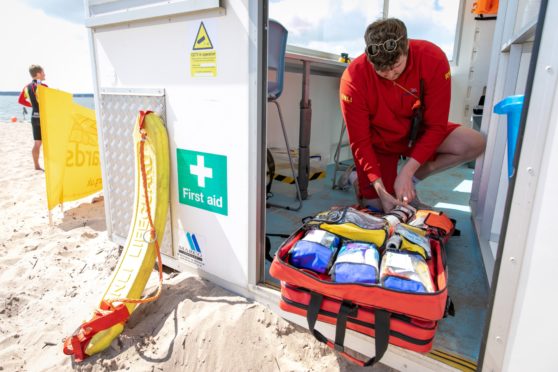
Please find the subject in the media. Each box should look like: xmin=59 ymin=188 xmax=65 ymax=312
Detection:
xmin=18 ymin=64 xmax=48 ymax=171
xmin=339 ymin=18 xmax=486 ymax=212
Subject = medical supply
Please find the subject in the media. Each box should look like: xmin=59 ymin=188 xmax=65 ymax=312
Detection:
xmin=331 ymin=242 xmax=380 ymax=284
xmin=380 ymin=250 xmax=435 ymax=293
xmin=289 ymin=230 xmax=339 ymax=274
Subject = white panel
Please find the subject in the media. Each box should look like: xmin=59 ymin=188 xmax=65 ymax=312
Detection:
xmin=470 ymin=0 xmax=510 ymax=206
xmin=92 ymin=0 xmax=252 ymax=288
xmin=449 ymin=0 xmax=476 ymax=125
xmin=515 ymin=43 xmax=533 ymax=94
xmin=505 ymin=81 xmax=558 ymax=370
xmin=464 ymin=20 xmax=497 ymax=126
xmin=489 ymin=152 xmax=508 ymax=244
xmin=482 ymin=1 xmax=558 ymax=370
xmin=501 ymin=1 xmax=558 ymax=367
xmin=513 ymin=0 xmax=541 ymax=34
xmin=489 ymin=42 xmax=533 ymax=245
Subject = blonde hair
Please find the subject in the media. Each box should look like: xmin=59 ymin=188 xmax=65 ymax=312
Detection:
xmin=29 ymin=64 xmax=44 ymax=78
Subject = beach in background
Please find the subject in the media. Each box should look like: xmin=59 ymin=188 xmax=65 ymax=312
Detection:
xmin=0 ymin=93 xmax=94 ymax=122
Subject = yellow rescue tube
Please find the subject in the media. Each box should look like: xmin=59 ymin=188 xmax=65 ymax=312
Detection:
xmin=85 ymin=112 xmax=170 ymax=356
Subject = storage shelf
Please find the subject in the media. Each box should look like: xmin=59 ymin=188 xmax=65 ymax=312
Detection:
xmin=501 ymin=20 xmax=537 ymax=52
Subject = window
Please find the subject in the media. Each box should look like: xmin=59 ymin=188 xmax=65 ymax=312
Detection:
xmin=269 ymin=0 xmax=384 ymax=59
xmin=269 ymin=0 xmax=463 ymax=61
xmin=388 ymin=0 xmax=462 ymax=61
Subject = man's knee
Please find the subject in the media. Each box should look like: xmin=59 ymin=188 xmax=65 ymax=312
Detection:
xmin=451 ymin=127 xmax=485 ymax=159
xmin=469 ymin=130 xmax=486 ymax=159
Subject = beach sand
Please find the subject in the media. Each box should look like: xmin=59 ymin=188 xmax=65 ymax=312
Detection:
xmin=0 ymin=121 xmax=395 ymax=372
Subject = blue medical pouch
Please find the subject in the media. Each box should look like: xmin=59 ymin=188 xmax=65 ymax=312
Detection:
xmin=331 ymin=242 xmax=380 ymax=284
xmin=383 ymin=276 xmax=427 ymax=293
xmin=290 ymin=240 xmax=336 ymax=274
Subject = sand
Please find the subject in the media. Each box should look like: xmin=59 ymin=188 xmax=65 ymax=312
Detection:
xmin=0 ymin=121 xmax=395 ymax=372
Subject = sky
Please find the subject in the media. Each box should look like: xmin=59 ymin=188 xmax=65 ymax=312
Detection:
xmin=270 ymin=0 xmax=459 ymax=60
xmin=0 ymin=1 xmax=93 ymax=93
xmin=0 ymin=0 xmax=459 ymax=93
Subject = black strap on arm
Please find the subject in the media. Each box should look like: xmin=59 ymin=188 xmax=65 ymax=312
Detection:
xmin=306 ymin=291 xmax=391 ymax=367
xmin=408 ymin=79 xmax=424 ymax=148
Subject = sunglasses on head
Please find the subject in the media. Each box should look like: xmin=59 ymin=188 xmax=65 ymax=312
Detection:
xmin=366 ymin=36 xmax=404 ymax=57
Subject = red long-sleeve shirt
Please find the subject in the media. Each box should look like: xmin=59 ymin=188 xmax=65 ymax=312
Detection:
xmin=340 ymin=39 xmax=452 ymax=184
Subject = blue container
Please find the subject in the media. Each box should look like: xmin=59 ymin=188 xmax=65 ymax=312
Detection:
xmin=494 ymin=95 xmax=524 ymax=177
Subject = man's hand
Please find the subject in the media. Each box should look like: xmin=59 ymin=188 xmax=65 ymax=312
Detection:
xmin=395 ymin=158 xmax=421 ymax=203
xmin=372 ymin=178 xmax=405 ymax=212
xmin=394 ymin=172 xmax=415 ymax=203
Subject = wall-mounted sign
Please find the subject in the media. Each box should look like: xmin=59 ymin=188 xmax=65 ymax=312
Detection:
xmin=190 ymin=21 xmax=217 ymax=77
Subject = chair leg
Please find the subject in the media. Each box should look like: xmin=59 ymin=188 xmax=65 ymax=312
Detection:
xmin=267 ymin=99 xmax=303 ymax=211
xmin=332 ymin=120 xmax=347 ymax=189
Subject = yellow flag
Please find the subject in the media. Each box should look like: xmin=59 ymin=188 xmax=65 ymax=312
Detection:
xmin=37 ymin=86 xmax=102 ymax=210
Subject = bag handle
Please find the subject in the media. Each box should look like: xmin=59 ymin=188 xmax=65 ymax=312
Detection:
xmin=306 ymin=292 xmax=391 ymax=367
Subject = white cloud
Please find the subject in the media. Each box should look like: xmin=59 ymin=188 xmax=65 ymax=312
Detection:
xmin=0 ymin=2 xmax=93 ymax=93
xmin=23 ymin=0 xmax=85 ymax=24
xmin=270 ymin=0 xmax=459 ymax=59
xmin=270 ymin=0 xmax=383 ymax=58
xmin=269 ymin=0 xmax=331 ymax=38
xmin=388 ymin=0 xmax=460 ymax=57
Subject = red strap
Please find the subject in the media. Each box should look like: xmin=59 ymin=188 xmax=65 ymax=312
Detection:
xmin=138 ymin=110 xmax=153 ymax=131
xmin=325 ymin=340 xmax=367 ymax=367
xmin=63 ymin=302 xmax=130 ymax=362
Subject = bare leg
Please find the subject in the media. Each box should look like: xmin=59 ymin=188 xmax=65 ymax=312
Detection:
xmin=359 ymin=198 xmax=383 ymax=211
xmin=32 ymin=140 xmax=43 ymax=170
xmin=414 ymin=126 xmax=485 ymax=180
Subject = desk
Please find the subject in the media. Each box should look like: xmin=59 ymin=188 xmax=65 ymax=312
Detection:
xmin=284 ymin=49 xmax=348 ymax=199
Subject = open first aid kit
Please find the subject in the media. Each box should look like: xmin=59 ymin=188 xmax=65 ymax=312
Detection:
xmin=269 ymin=206 xmax=456 ymax=367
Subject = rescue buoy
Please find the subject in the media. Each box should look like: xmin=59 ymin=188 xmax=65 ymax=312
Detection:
xmin=63 ymin=112 xmax=170 ymax=362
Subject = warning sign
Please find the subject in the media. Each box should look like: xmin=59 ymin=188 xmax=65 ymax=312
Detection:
xmin=190 ymin=21 xmax=217 ymax=77
xmin=193 ymin=22 xmax=213 ymax=50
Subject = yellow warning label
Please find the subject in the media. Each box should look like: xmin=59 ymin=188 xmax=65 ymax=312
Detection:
xmin=193 ymin=22 xmax=213 ymax=50
xmin=190 ymin=50 xmax=217 ymax=77
xmin=190 ymin=21 xmax=216 ymax=77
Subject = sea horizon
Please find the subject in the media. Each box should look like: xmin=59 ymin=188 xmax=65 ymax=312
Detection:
xmin=0 ymin=93 xmax=95 ymax=121
xmin=0 ymin=91 xmax=94 ymax=97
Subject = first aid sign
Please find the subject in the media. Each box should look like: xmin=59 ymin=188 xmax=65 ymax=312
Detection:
xmin=177 ymin=148 xmax=228 ymax=216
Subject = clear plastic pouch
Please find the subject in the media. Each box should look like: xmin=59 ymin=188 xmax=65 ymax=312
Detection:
xmin=395 ymin=224 xmax=432 ymax=259
xmin=379 ymin=250 xmax=435 ymax=293
xmin=309 ymin=207 xmax=388 ymax=247
xmin=330 ymin=242 xmax=380 ymax=284
xmin=312 ymin=207 xmax=386 ymax=230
